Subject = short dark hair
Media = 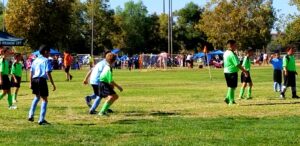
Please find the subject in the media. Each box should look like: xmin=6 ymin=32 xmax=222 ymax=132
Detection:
xmin=39 ymin=44 xmax=51 ymax=55
xmin=286 ymin=44 xmax=295 ymax=51
xmin=103 ymin=50 xmax=111 ymax=58
xmin=105 ymin=53 xmax=117 ymax=63
xmin=227 ymin=40 xmax=236 ymax=45
xmin=14 ymin=53 xmax=21 ymax=58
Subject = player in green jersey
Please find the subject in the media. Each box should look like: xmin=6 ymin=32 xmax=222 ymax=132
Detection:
xmin=280 ymin=45 xmax=299 ymax=99
xmin=224 ymin=40 xmax=248 ymax=105
xmin=11 ymin=53 xmax=23 ymax=103
xmin=239 ymin=48 xmax=254 ymax=99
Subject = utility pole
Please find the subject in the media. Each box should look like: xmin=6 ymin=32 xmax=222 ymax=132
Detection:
xmin=168 ymin=0 xmax=173 ymax=56
xmin=168 ymin=0 xmax=170 ymax=55
xmin=163 ymin=0 xmax=165 ymax=14
xmin=91 ymin=0 xmax=94 ymax=57
xmin=2 ymin=0 xmax=5 ymax=32
xmin=170 ymin=0 xmax=173 ymax=56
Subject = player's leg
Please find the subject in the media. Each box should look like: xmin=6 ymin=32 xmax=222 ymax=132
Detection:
xmin=239 ymin=82 xmax=247 ymax=99
xmin=7 ymin=89 xmax=14 ymax=109
xmin=28 ymin=95 xmax=40 ymax=121
xmin=291 ymin=72 xmax=299 ymax=98
xmin=0 ymin=90 xmax=7 ymax=100
xmin=228 ymin=73 xmax=238 ymax=105
xmin=247 ymin=82 xmax=253 ymax=99
xmin=273 ymin=82 xmax=278 ymax=92
xmin=13 ymin=87 xmax=19 ymax=102
xmin=38 ymin=96 xmax=50 ymax=125
xmin=99 ymin=94 xmax=119 ymax=115
xmin=280 ymin=74 xmax=288 ymax=99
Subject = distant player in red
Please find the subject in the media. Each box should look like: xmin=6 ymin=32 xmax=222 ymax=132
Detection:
xmin=64 ymin=51 xmax=73 ymax=81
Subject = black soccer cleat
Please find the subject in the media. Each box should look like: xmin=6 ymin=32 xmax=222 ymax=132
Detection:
xmin=292 ymin=95 xmax=300 ymax=99
xmin=89 ymin=110 xmax=98 ymax=115
xmin=38 ymin=120 xmax=50 ymax=125
xmin=107 ymin=109 xmax=114 ymax=113
xmin=28 ymin=117 xmax=34 ymax=122
xmin=224 ymin=98 xmax=229 ymax=104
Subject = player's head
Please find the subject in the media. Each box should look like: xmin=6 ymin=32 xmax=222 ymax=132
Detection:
xmin=105 ymin=52 xmax=117 ymax=65
xmin=103 ymin=50 xmax=111 ymax=58
xmin=286 ymin=45 xmax=296 ymax=55
xmin=227 ymin=40 xmax=237 ymax=51
xmin=14 ymin=53 xmax=22 ymax=61
xmin=273 ymin=50 xmax=280 ymax=58
xmin=39 ymin=44 xmax=51 ymax=58
xmin=64 ymin=50 xmax=70 ymax=55
xmin=245 ymin=47 xmax=254 ymax=56
xmin=1 ymin=47 xmax=10 ymax=58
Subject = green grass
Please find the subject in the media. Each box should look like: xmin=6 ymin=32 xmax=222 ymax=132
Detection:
xmin=1 ymin=66 xmax=300 ymax=145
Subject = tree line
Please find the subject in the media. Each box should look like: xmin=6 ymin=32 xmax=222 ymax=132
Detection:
xmin=3 ymin=0 xmax=296 ymax=55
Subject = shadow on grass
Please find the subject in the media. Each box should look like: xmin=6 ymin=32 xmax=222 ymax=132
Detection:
xmin=150 ymin=111 xmax=179 ymax=116
xmin=73 ymin=123 xmax=96 ymax=126
xmin=122 ymin=110 xmax=180 ymax=117
xmin=241 ymin=101 xmax=300 ymax=106
xmin=112 ymin=119 xmax=154 ymax=125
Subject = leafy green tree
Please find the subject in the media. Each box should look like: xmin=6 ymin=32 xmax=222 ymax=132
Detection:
xmin=85 ymin=0 xmax=116 ymax=55
xmin=198 ymin=0 xmax=276 ymax=50
xmin=5 ymin=0 xmax=73 ymax=49
xmin=174 ymin=2 xmax=206 ymax=51
xmin=114 ymin=0 xmax=148 ymax=54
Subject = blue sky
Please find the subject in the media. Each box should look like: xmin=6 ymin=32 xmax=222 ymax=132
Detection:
xmin=3 ymin=0 xmax=298 ymax=16
xmin=109 ymin=0 xmax=299 ymax=16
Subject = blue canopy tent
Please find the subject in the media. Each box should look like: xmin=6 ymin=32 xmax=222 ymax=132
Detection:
xmin=0 ymin=31 xmax=24 ymax=46
xmin=193 ymin=52 xmax=205 ymax=60
xmin=32 ymin=48 xmax=61 ymax=56
xmin=208 ymin=50 xmax=224 ymax=56
xmin=112 ymin=48 xmax=120 ymax=54
xmin=119 ymin=55 xmax=128 ymax=61
xmin=207 ymin=50 xmax=224 ymax=63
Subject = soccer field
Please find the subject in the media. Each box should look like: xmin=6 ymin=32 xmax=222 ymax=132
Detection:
xmin=1 ymin=66 xmax=300 ymax=145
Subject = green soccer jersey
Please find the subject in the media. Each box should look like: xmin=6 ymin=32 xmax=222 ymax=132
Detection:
xmin=99 ymin=63 xmax=113 ymax=83
xmin=283 ymin=55 xmax=296 ymax=72
xmin=224 ymin=50 xmax=240 ymax=73
xmin=0 ymin=58 xmax=9 ymax=75
xmin=11 ymin=62 xmax=22 ymax=77
xmin=242 ymin=56 xmax=251 ymax=71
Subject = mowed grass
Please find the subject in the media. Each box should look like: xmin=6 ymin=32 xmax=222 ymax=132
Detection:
xmin=1 ymin=66 xmax=300 ymax=145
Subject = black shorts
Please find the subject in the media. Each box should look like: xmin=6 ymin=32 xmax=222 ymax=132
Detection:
xmin=11 ymin=76 xmax=21 ymax=88
xmin=31 ymin=78 xmax=49 ymax=97
xmin=64 ymin=66 xmax=70 ymax=73
xmin=241 ymin=71 xmax=252 ymax=83
xmin=0 ymin=75 xmax=11 ymax=90
xmin=224 ymin=73 xmax=238 ymax=88
xmin=91 ymin=84 xmax=99 ymax=96
xmin=273 ymin=70 xmax=282 ymax=83
xmin=99 ymin=82 xmax=116 ymax=98
xmin=283 ymin=71 xmax=296 ymax=87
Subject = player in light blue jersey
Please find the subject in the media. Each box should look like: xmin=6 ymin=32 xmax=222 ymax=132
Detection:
xmin=28 ymin=45 xmax=56 ymax=125
xmin=83 ymin=51 xmax=113 ymax=114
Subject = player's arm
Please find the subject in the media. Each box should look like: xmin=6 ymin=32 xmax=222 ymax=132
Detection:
xmin=268 ymin=55 xmax=273 ymax=63
xmin=111 ymin=81 xmax=123 ymax=92
xmin=12 ymin=74 xmax=17 ymax=83
xmin=0 ymin=60 xmax=2 ymax=85
xmin=234 ymin=56 xmax=248 ymax=77
xmin=283 ymin=66 xmax=288 ymax=76
xmin=0 ymin=72 xmax=2 ymax=85
xmin=47 ymin=72 xmax=56 ymax=91
xmin=46 ymin=60 xmax=56 ymax=91
xmin=83 ymin=69 xmax=92 ymax=85
xmin=29 ymin=69 xmax=33 ymax=88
